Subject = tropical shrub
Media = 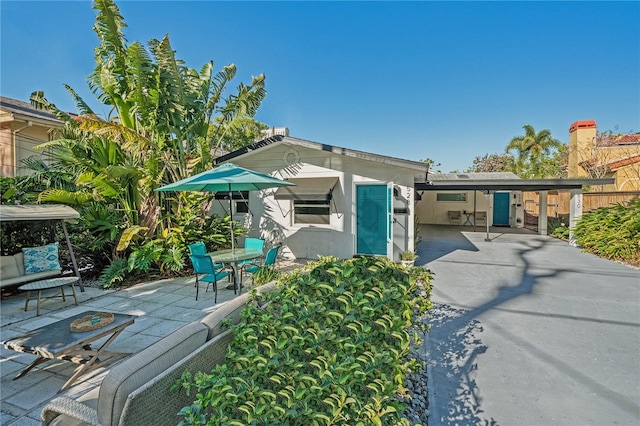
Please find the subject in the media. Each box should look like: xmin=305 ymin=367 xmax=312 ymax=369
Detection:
xmin=548 ymin=217 xmax=570 ymax=240
xmin=176 ymin=256 xmax=433 ymax=425
xmin=551 ymin=224 xmax=570 ymax=240
xmin=249 ymin=264 xmax=281 ymax=287
xmin=16 ymin=0 xmax=267 ymax=284
xmin=573 ymin=197 xmax=640 ymax=266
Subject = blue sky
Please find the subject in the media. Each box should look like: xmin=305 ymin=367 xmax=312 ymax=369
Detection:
xmin=2 ymin=1 xmax=639 ymax=172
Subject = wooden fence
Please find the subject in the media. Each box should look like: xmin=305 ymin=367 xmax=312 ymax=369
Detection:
xmin=523 ymin=191 xmax=640 ymax=218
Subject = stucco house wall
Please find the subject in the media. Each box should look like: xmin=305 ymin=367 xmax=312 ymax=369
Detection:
xmin=568 ymin=120 xmax=640 ymax=191
xmin=211 ymin=137 xmax=426 ymax=261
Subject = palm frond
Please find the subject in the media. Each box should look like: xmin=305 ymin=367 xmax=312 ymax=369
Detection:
xmin=29 ymin=92 xmax=74 ymax=122
xmin=92 ymin=0 xmax=127 ymax=65
xmin=75 ymin=114 xmax=151 ymax=150
xmin=125 ymin=42 xmax=156 ymax=126
xmin=63 ymin=85 xmax=96 ymax=115
xmin=38 ymin=188 xmax=95 ymax=205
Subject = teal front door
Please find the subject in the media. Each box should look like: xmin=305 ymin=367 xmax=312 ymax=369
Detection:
xmin=356 ymin=184 xmax=390 ymax=256
xmin=493 ymin=192 xmax=510 ymax=226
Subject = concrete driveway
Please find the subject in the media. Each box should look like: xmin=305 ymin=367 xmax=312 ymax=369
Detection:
xmin=416 ymin=225 xmax=640 ymax=425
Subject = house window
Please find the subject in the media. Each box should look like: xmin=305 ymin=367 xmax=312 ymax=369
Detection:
xmin=293 ymin=200 xmax=330 ymax=225
xmin=236 ymin=201 xmax=249 ymax=214
xmin=274 ymin=177 xmax=338 ymax=226
xmin=437 ymin=193 xmax=467 ymax=202
xmin=215 ymin=191 xmax=249 ymax=214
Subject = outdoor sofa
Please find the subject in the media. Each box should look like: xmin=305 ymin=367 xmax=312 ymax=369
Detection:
xmin=0 ymin=252 xmax=62 ymax=288
xmin=41 ymin=281 xmax=277 ymax=426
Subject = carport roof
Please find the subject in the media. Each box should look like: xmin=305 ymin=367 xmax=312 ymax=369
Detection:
xmin=416 ymin=173 xmax=614 ymax=191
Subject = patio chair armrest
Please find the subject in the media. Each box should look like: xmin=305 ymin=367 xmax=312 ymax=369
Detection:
xmin=41 ymin=396 xmax=99 ymax=426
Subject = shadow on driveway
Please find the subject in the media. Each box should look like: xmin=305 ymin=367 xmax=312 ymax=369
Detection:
xmin=417 ymin=225 xmax=640 ymax=425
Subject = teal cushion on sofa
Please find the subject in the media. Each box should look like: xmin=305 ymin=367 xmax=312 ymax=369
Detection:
xmin=22 ymin=242 xmax=61 ymax=274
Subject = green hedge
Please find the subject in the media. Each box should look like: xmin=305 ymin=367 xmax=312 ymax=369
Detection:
xmin=176 ymin=256 xmax=433 ymax=425
xmin=574 ymin=197 xmax=640 ymax=266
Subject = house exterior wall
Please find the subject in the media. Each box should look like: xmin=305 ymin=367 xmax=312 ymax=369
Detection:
xmin=0 ymin=108 xmax=58 ymax=177
xmin=213 ymin=142 xmax=418 ymax=261
xmin=615 ymin=163 xmax=640 ymax=191
xmin=568 ymin=120 xmax=640 ymax=191
xmin=0 ymin=127 xmax=12 ymax=177
xmin=14 ymin=126 xmax=52 ymax=177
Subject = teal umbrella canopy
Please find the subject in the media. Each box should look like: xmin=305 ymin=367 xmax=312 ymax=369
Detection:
xmin=156 ymin=163 xmax=296 ymax=193
xmin=156 ymin=163 xmax=295 ymax=252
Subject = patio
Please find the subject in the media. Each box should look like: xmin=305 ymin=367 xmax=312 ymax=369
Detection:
xmin=0 ymin=261 xmax=303 ymax=426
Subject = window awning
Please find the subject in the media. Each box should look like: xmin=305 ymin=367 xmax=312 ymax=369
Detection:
xmin=274 ymin=177 xmax=339 ymax=201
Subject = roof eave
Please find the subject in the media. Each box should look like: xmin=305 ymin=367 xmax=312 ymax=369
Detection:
xmin=215 ymin=135 xmax=428 ymax=172
xmin=417 ymin=178 xmax=615 ymax=191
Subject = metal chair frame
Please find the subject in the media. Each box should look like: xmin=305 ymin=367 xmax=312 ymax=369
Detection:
xmin=189 ymin=254 xmax=230 ymax=303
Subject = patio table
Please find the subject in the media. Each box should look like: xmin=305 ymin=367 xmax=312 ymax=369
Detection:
xmin=209 ymin=248 xmax=263 ymax=291
xmin=2 ymin=310 xmax=135 ymax=391
xmin=19 ymin=276 xmax=79 ymax=316
xmin=462 ymin=211 xmax=474 ymax=226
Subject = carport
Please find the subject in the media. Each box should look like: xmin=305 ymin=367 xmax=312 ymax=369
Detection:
xmin=415 ymin=175 xmax=614 ymax=245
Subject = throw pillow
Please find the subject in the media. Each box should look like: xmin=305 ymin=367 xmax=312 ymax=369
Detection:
xmin=22 ymin=242 xmax=61 ymax=274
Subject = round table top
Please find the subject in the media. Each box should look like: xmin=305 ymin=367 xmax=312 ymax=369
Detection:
xmin=19 ymin=276 xmax=79 ymax=291
xmin=208 ymin=248 xmax=263 ymax=263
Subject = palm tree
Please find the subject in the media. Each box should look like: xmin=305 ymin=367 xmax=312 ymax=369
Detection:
xmin=506 ymin=125 xmax=563 ymax=178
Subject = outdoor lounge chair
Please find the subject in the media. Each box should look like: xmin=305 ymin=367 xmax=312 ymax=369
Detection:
xmin=448 ymin=210 xmax=462 ymax=225
xmin=189 ymin=254 xmax=230 ymax=303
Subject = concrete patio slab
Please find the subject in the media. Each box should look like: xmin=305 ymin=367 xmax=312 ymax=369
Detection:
xmin=417 ymin=225 xmax=640 ymax=425
xmin=0 ymin=274 xmax=265 ymax=425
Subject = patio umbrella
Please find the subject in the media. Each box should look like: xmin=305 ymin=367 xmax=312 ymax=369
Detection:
xmin=156 ymin=163 xmax=295 ymax=251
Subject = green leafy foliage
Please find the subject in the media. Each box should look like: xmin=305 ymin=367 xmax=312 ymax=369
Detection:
xmin=505 ymin=124 xmax=564 ymax=178
xmin=13 ymin=0 xmax=265 ymax=284
xmin=250 ymin=265 xmax=282 ymax=287
xmin=99 ymin=258 xmax=130 ymax=288
xmin=177 ymin=256 xmax=433 ymax=425
xmin=573 ymin=197 xmax=640 ymax=266
xmin=551 ymin=224 xmax=570 ymax=240
xmin=399 ymin=251 xmax=418 ymax=261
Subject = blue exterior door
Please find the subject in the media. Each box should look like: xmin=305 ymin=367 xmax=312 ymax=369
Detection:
xmin=356 ymin=184 xmax=390 ymax=256
xmin=493 ymin=192 xmax=510 ymax=226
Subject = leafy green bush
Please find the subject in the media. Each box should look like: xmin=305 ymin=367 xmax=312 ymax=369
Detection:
xmin=573 ymin=197 xmax=640 ymax=266
xmin=99 ymin=258 xmax=130 ymax=289
xmin=551 ymin=224 xmax=570 ymax=240
xmin=176 ymin=256 xmax=433 ymax=425
xmin=250 ymin=265 xmax=282 ymax=287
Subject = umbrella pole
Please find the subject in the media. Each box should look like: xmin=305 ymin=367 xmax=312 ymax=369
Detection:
xmin=229 ymin=186 xmax=234 ymax=253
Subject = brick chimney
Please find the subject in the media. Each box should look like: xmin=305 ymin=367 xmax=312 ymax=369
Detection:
xmin=568 ymin=120 xmax=597 ymax=177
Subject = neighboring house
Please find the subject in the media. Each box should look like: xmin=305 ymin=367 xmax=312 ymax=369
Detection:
xmin=568 ymin=119 xmax=640 ymax=191
xmin=0 ymin=96 xmax=63 ymax=177
xmin=213 ymin=135 xmax=428 ymax=261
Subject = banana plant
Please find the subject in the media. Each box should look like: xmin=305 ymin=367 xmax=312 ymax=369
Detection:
xmin=28 ymin=0 xmax=267 ymax=276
